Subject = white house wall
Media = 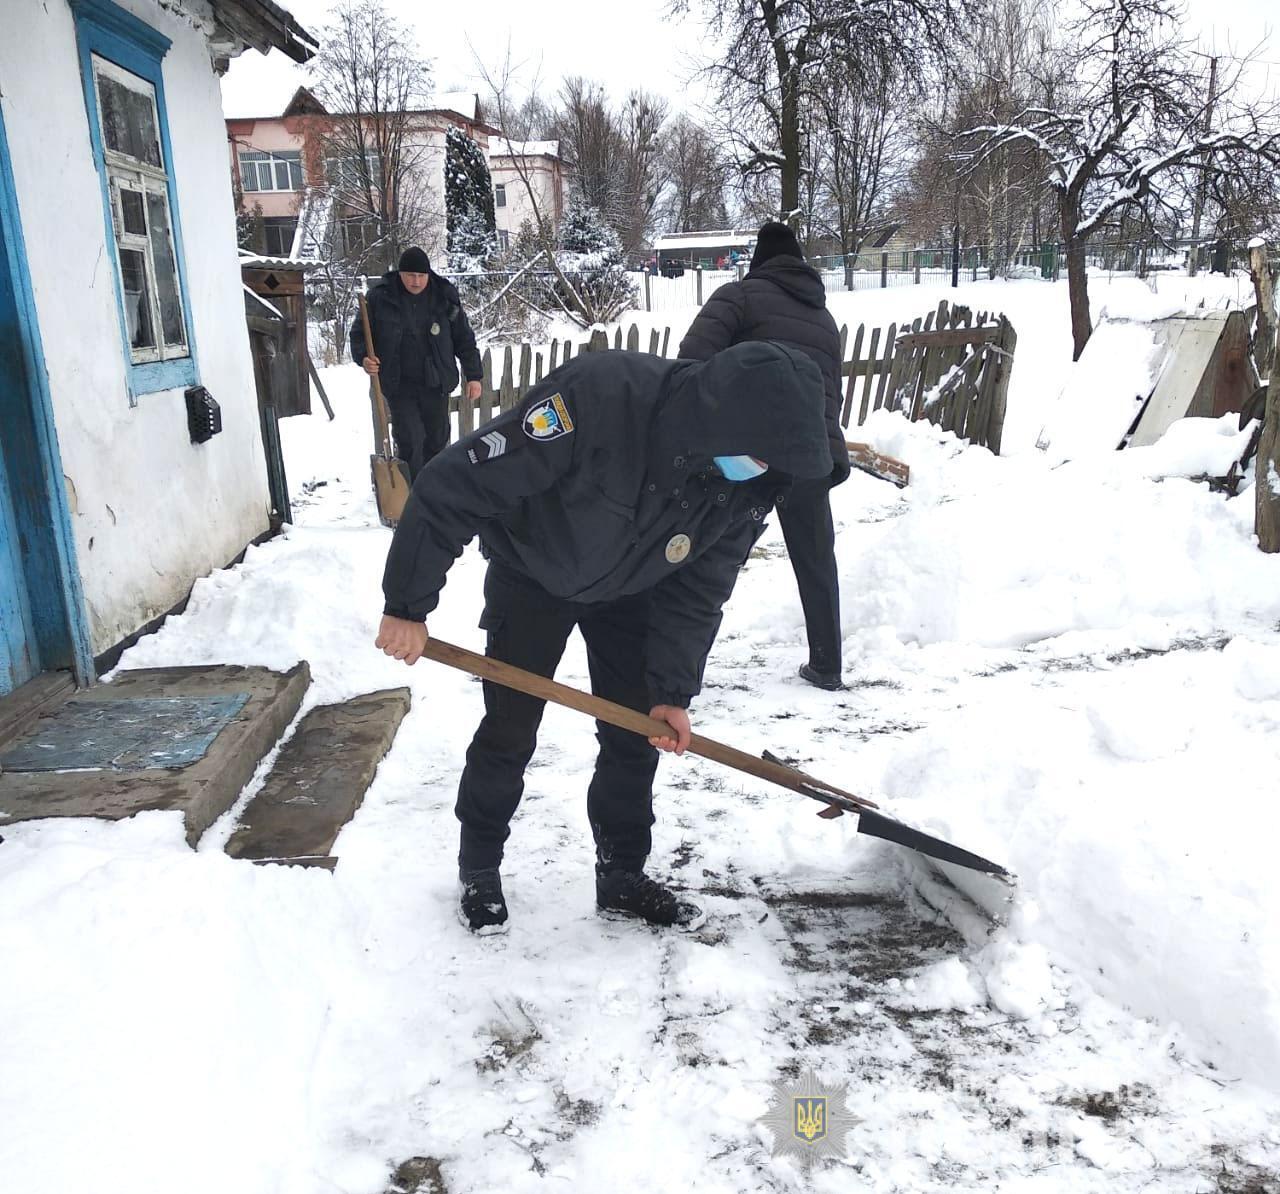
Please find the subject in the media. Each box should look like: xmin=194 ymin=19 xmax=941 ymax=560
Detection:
xmin=3 ymin=0 xmax=270 ymax=656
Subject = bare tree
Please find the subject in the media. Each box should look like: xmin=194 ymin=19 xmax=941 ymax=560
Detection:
xmin=658 ymin=115 xmax=730 ymax=232
xmin=958 ymin=0 xmax=1280 ymax=358
xmin=808 ymin=63 xmax=910 ymax=279
xmin=681 ymin=0 xmax=974 ymax=223
xmin=309 ymin=0 xmax=437 ymax=274
xmin=617 ymin=90 xmax=670 ymax=257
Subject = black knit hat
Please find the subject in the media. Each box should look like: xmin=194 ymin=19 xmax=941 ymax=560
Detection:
xmin=749 ymin=221 xmax=804 ymax=270
xmin=398 ymin=246 xmax=431 ymax=273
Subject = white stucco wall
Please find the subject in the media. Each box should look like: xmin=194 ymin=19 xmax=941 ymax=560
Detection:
xmin=2 ymin=0 xmax=271 ymax=656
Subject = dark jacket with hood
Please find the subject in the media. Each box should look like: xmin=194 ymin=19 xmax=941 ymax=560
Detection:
xmin=677 ymin=256 xmax=850 ymax=484
xmin=349 ymin=269 xmax=483 ymax=399
xmin=382 ymin=342 xmax=829 ymax=708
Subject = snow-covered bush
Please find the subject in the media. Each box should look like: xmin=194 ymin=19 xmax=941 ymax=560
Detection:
xmin=445 ymin=126 xmax=497 ymax=272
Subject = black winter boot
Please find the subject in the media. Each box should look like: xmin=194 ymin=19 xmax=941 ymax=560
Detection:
xmin=596 ymin=868 xmax=706 ymax=930
xmin=458 ymin=867 xmax=509 ymax=935
xmin=799 ymin=662 xmax=843 ymax=691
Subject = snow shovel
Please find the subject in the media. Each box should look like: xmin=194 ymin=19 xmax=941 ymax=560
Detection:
xmin=417 ymin=636 xmax=1011 ymax=880
xmin=359 ymin=290 xmax=412 ymax=528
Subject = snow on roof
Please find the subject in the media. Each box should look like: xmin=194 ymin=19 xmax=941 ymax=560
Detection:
xmin=653 ymin=230 xmax=755 ymax=251
xmin=491 ymin=138 xmax=561 ymax=159
xmin=220 ymin=48 xmax=309 ymax=119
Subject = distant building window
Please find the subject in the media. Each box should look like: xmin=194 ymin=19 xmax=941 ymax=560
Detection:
xmin=496 ymin=229 xmax=510 ymax=251
xmin=92 ymin=54 xmax=187 ymax=366
xmin=494 ymin=183 xmax=506 ymax=208
xmin=326 ymin=153 xmax=382 ymax=194
xmin=340 ymin=216 xmax=382 ymax=258
xmin=240 ymin=150 xmax=302 ymax=193
xmin=262 ymin=217 xmax=298 ymax=258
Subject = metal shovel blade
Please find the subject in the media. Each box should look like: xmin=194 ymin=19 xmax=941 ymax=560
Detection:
xmin=854 ymin=808 xmax=1012 ymax=880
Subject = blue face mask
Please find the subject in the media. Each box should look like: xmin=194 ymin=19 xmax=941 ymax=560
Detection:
xmin=713 ymin=455 xmax=768 ymax=482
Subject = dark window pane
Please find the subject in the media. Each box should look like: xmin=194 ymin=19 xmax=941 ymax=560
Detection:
xmin=495 ymin=184 xmax=506 ymax=207
xmin=274 ymin=160 xmax=290 ymax=190
xmin=288 ymin=161 xmax=303 ymax=190
xmin=146 ymin=192 xmax=185 ymax=347
xmin=241 ymin=158 xmax=259 ymax=191
xmin=95 ymin=68 xmax=160 ymax=167
xmin=120 ymin=187 xmax=146 ymax=236
xmin=119 ymin=248 xmax=155 ymax=350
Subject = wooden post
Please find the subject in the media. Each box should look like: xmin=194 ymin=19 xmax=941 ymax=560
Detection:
xmin=696 ymin=267 xmax=704 ymax=305
xmin=914 ymin=253 xmax=921 ymax=285
xmin=1256 ymin=243 xmax=1280 ymax=551
xmin=880 ymin=252 xmax=888 ymax=288
xmin=644 ymin=270 xmax=652 ymax=312
xmin=648 ymin=328 xmax=660 ymax=355
xmin=588 ymin=328 xmax=608 ymax=352
xmin=626 ymin=324 xmax=640 ymax=352
xmin=1249 ymin=241 xmax=1276 ymax=380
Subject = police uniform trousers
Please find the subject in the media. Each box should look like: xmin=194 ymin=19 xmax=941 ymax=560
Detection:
xmin=776 ymin=477 xmax=842 ymax=675
xmin=455 ymin=561 xmax=660 ymax=872
xmin=387 ymin=385 xmax=449 ymax=480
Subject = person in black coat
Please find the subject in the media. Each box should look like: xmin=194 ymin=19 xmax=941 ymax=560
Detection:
xmin=374 ymin=342 xmax=830 ymax=934
xmin=349 ymin=247 xmax=484 ymax=478
xmin=678 ymin=221 xmax=851 ymax=690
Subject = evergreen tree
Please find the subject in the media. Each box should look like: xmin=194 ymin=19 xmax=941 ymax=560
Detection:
xmin=552 ymin=198 xmax=635 ymax=322
xmin=445 ymin=126 xmax=497 ymax=270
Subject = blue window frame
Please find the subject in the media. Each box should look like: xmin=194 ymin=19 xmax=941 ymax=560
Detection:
xmin=70 ymin=0 xmax=199 ymax=399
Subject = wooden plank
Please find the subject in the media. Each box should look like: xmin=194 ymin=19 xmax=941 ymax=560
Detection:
xmin=896 ymin=326 xmax=1002 ymax=349
xmin=225 ymin=689 xmax=411 ymax=864
xmin=872 ymin=322 xmax=897 ymax=412
xmin=626 ymin=324 xmax=640 ymax=352
xmin=863 ymin=326 xmax=882 ymax=412
xmin=517 ymin=343 xmax=531 ymax=397
xmin=845 ymin=441 xmax=909 ymax=487
xmin=648 ymin=328 xmax=660 ymax=355
xmin=661 ymin=327 xmax=671 ymax=357
xmin=499 ymin=346 xmax=515 ymax=412
xmin=842 ymin=323 xmax=865 ymax=426
xmin=534 ymin=351 xmax=544 ymax=383
xmin=986 ymin=320 xmax=1016 ymax=455
xmin=612 ymin=327 xmax=623 ymax=350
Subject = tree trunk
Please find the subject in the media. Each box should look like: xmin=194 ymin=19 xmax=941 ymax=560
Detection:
xmin=1257 ymin=353 xmax=1280 ymax=552
xmin=779 ymin=91 xmax=801 ymax=221
xmin=1255 ymin=244 xmax=1280 ymax=552
xmin=1064 ymin=237 xmax=1092 ymax=360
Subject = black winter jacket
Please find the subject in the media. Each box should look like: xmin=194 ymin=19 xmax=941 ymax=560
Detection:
xmin=678 ymin=255 xmax=850 ymax=484
xmin=382 ymin=342 xmax=830 ymax=708
xmin=349 ymin=270 xmax=483 ymax=398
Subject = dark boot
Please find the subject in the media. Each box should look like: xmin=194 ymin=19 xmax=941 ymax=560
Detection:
xmin=596 ymin=868 xmax=706 ymax=930
xmin=458 ymin=867 xmax=509 ymax=935
xmin=799 ymin=662 xmax=843 ymax=691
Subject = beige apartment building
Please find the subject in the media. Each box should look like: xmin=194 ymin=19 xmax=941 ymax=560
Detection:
xmin=226 ymin=94 xmax=563 ymax=264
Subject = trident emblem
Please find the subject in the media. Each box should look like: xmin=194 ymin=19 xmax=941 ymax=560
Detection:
xmin=794 ymin=1096 xmax=827 ymax=1143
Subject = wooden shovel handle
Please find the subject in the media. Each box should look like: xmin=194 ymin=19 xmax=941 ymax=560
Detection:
xmin=417 ymin=636 xmax=878 ymax=811
xmin=359 ymin=290 xmax=394 ymax=458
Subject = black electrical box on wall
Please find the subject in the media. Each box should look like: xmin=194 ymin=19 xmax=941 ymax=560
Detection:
xmin=185 ymin=386 xmax=222 ymax=444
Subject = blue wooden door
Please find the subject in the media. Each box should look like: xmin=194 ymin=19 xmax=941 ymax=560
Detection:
xmin=0 ymin=440 xmax=38 ymax=693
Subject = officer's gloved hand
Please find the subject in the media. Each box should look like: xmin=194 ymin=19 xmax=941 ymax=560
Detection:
xmin=830 ymin=449 xmax=852 ymax=488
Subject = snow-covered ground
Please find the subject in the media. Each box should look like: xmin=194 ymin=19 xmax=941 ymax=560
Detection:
xmin=3 ymin=276 xmax=1280 ymax=1193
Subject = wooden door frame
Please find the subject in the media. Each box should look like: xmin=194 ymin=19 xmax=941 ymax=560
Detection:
xmin=0 ymin=104 xmax=95 ymax=688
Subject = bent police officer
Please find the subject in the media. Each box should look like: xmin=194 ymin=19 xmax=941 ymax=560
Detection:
xmin=375 ymin=341 xmax=831 ymax=934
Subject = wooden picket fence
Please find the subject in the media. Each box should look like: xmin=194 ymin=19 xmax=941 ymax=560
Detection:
xmin=452 ymin=299 xmax=1014 ymax=451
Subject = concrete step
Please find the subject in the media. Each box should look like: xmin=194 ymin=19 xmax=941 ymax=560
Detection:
xmin=225 ymin=687 xmax=411 ymax=867
xmin=0 ymin=663 xmax=311 ymax=844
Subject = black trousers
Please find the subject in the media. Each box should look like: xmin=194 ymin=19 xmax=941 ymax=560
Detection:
xmin=455 ymin=562 xmax=660 ymax=872
xmin=777 ymin=478 xmax=842 ymax=675
xmin=387 ymin=385 xmax=448 ymax=480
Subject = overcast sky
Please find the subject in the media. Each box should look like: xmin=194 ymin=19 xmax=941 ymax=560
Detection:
xmin=219 ymin=0 xmax=1278 ymax=122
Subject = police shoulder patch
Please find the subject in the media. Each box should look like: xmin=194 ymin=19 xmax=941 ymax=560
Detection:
xmin=523 ymin=392 xmax=575 ymax=442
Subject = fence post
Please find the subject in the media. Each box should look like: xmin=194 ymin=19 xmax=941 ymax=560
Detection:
xmin=914 ymin=251 xmax=921 ymax=285
xmin=696 ymin=267 xmax=704 ymax=305
xmin=880 ymin=252 xmax=889 ymax=288
xmin=644 ymin=270 xmax=651 ymax=312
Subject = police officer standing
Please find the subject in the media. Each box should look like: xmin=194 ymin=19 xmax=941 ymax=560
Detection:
xmin=350 ymin=247 xmax=485 ymax=478
xmin=374 ymin=342 xmax=831 ymax=934
xmin=679 ymin=222 xmax=851 ymax=690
